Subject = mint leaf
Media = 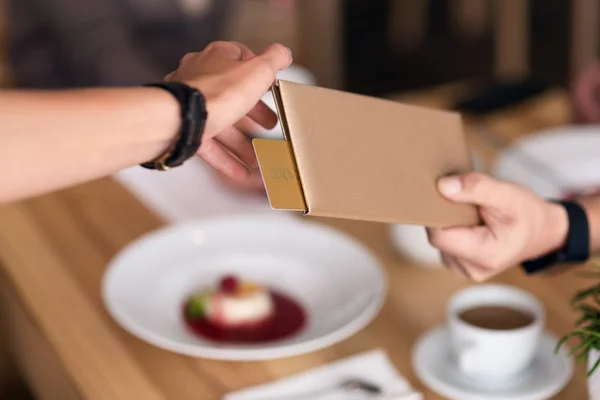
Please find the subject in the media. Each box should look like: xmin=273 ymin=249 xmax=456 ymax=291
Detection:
xmin=186 ymin=296 xmax=205 ymax=319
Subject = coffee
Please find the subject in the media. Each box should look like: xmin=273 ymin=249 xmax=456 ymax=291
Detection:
xmin=458 ymin=305 xmax=534 ymax=330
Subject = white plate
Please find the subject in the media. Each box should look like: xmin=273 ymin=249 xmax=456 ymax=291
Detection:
xmin=493 ymin=125 xmax=600 ymax=197
xmin=102 ymin=215 xmax=386 ymax=360
xmin=412 ymin=327 xmax=573 ymax=400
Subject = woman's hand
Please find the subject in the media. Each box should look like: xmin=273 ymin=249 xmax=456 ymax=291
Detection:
xmin=427 ymin=172 xmax=569 ymax=281
xmin=166 ymin=41 xmax=292 ymax=182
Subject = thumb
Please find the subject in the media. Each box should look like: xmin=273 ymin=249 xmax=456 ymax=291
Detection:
xmin=437 ymin=172 xmax=510 ymax=208
xmin=256 ymin=43 xmax=293 ymax=73
xmin=237 ymin=43 xmax=293 ymax=102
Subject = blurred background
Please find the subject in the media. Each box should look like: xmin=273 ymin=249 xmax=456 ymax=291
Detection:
xmin=0 ymin=0 xmax=596 ymax=93
xmin=0 ymin=0 xmax=597 ymax=398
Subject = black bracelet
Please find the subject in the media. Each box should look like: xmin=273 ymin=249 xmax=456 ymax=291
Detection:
xmin=521 ymin=201 xmax=590 ymax=274
xmin=140 ymin=82 xmax=207 ymax=171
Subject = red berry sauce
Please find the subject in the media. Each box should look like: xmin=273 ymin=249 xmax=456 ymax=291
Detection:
xmin=183 ymin=290 xmax=306 ymax=344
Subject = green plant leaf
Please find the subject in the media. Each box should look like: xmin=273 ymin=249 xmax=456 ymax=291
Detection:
xmin=575 ymin=304 xmax=600 ymax=316
xmin=571 ymin=329 xmax=600 ymax=339
xmin=556 ymin=333 xmax=577 ymax=353
xmin=557 ymin=262 xmax=600 ymax=377
xmin=575 ymin=315 xmax=595 ymax=327
xmin=569 ymin=339 xmax=592 ymax=358
xmin=572 ymin=284 xmax=600 ymax=303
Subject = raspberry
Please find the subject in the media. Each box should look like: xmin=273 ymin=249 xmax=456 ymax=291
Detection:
xmin=220 ymin=275 xmax=238 ymax=293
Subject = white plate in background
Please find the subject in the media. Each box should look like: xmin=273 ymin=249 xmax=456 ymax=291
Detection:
xmin=493 ymin=125 xmax=600 ymax=198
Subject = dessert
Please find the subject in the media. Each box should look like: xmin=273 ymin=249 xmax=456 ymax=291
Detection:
xmin=186 ymin=275 xmax=274 ymax=329
xmin=183 ymin=274 xmax=307 ymax=344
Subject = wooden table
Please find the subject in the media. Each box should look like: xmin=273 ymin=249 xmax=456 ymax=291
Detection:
xmin=0 ymin=84 xmax=590 ymax=400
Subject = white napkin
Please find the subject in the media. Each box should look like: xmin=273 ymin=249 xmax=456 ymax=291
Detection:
xmin=113 ymin=158 xmax=277 ymax=222
xmin=223 ymin=349 xmax=422 ymax=400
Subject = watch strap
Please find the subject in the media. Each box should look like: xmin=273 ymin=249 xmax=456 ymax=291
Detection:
xmin=521 ymin=201 xmax=590 ymax=274
xmin=141 ymin=82 xmax=207 ymax=170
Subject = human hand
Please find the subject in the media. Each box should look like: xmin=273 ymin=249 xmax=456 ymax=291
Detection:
xmin=426 ymin=172 xmax=569 ymax=281
xmin=166 ymin=41 xmax=292 ymax=182
xmin=572 ymin=60 xmax=600 ymax=123
xmin=213 ymin=169 xmax=265 ymax=195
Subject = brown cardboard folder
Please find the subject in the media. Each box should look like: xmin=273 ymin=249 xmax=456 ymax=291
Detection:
xmin=253 ymin=80 xmax=479 ymax=227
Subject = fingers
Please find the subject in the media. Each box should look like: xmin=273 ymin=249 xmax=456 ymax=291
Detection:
xmin=429 ymin=173 xmax=547 ymax=283
xmin=440 ymin=252 xmax=500 ymax=282
xmin=247 ymin=100 xmax=278 ymax=129
xmin=465 ymin=263 xmax=501 ymax=282
xmin=441 ymin=253 xmax=470 ymax=279
xmin=238 ymin=44 xmax=292 ymax=95
xmin=202 ymin=41 xmax=244 ymax=61
xmin=197 ymin=139 xmax=250 ymax=181
xmin=256 ymin=43 xmax=293 ymax=73
xmin=215 ymin=169 xmax=265 ymax=194
xmin=213 ymin=40 xmax=255 ymax=60
xmin=235 ymin=116 xmax=263 ymax=136
xmin=235 ymin=114 xmax=277 ymax=136
xmin=192 ymin=41 xmax=255 ymax=69
xmin=427 ymin=225 xmax=491 ymax=263
xmin=214 ymin=126 xmax=258 ymax=168
xmin=240 ymin=170 xmax=265 ymax=191
xmin=437 ymin=172 xmax=515 ymax=210
xmin=231 ymin=41 xmax=256 ymax=60
xmin=429 ymin=226 xmax=509 ymax=282
xmin=203 ymin=43 xmax=290 ymax=137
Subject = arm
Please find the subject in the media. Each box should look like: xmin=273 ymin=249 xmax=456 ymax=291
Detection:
xmin=28 ymin=0 xmax=163 ymax=85
xmin=0 ymin=88 xmax=178 ymax=202
xmin=0 ymin=41 xmax=292 ymax=204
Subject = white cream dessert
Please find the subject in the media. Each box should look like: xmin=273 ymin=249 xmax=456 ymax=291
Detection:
xmin=186 ymin=275 xmax=274 ymax=328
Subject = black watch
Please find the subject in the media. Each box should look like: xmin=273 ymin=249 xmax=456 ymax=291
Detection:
xmin=140 ymin=82 xmax=207 ymax=171
xmin=521 ymin=201 xmax=590 ymax=274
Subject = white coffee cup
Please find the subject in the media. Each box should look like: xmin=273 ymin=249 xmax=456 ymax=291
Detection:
xmin=448 ymin=284 xmax=544 ymax=385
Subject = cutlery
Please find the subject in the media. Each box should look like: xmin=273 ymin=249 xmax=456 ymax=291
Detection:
xmin=251 ymin=378 xmax=384 ymax=400
xmin=253 ymin=378 xmax=421 ymax=400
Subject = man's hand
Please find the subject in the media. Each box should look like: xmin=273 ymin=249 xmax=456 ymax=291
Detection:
xmin=167 ymin=41 xmax=292 ymax=182
xmin=427 ymin=172 xmax=569 ymax=281
xmin=213 ymin=169 xmax=266 ymax=195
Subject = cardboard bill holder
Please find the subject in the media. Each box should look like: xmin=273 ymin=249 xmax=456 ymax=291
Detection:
xmin=253 ymin=80 xmax=479 ymax=228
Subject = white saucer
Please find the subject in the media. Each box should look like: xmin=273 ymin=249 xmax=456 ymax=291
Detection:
xmin=412 ymin=326 xmax=573 ymax=400
xmin=102 ymin=215 xmax=386 ymax=361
